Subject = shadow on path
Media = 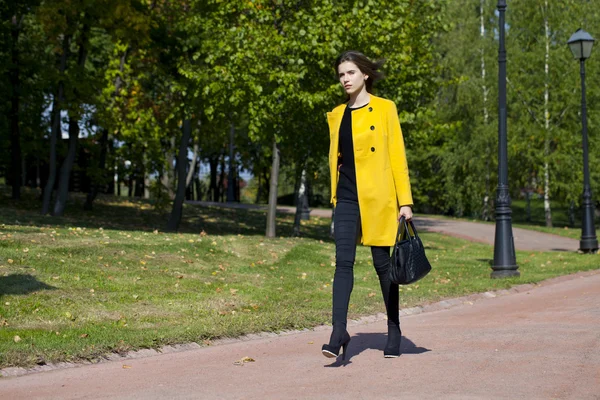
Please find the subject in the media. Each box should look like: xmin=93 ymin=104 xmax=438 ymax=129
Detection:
xmin=324 ymin=334 xmax=430 ymax=367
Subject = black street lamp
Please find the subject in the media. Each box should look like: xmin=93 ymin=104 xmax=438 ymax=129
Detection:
xmin=492 ymin=0 xmax=519 ymax=278
xmin=568 ymin=29 xmax=599 ymax=253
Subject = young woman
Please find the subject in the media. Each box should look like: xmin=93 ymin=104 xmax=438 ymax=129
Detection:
xmin=322 ymin=51 xmax=413 ymax=360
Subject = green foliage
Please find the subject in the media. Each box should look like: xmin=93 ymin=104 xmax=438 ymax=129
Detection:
xmin=422 ymin=0 xmax=600 ymax=219
xmin=6 ymin=0 xmax=600 ymax=223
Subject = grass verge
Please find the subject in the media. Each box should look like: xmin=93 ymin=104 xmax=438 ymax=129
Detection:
xmin=0 ymin=189 xmax=598 ymax=369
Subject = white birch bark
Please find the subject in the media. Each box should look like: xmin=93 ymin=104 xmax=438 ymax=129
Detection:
xmin=543 ymin=0 xmax=552 ymax=227
xmin=481 ymin=0 xmax=491 ymax=220
xmin=481 ymin=0 xmax=489 ymax=126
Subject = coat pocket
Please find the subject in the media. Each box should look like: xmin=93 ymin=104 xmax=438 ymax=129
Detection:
xmin=353 ymin=130 xmax=390 ymax=170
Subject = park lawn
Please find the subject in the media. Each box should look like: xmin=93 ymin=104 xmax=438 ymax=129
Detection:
xmin=1 ymin=191 xmax=599 ymax=369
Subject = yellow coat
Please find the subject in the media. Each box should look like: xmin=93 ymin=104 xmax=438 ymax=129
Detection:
xmin=327 ymin=95 xmax=413 ymax=246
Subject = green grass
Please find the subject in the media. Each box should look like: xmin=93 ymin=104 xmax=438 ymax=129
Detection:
xmin=0 ymin=188 xmax=598 ymax=369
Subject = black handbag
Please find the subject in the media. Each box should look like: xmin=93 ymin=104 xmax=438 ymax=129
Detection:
xmin=388 ymin=217 xmax=432 ymax=285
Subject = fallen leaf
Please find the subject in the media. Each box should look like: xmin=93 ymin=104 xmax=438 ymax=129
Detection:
xmin=80 ymin=333 xmax=89 ymax=338
xmin=13 ymin=335 xmax=21 ymax=343
xmin=368 ymin=292 xmax=376 ymax=297
xmin=233 ymin=356 xmax=255 ymax=366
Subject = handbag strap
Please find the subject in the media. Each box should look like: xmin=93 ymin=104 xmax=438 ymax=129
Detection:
xmin=396 ymin=217 xmax=419 ymax=242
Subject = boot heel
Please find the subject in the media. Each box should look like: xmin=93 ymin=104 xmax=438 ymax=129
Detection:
xmin=341 ymin=341 xmax=350 ymax=361
xmin=322 ymin=329 xmax=351 ymax=360
xmin=384 ymin=325 xmax=402 ymax=358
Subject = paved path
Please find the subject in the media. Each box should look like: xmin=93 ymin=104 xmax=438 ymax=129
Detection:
xmin=189 ymin=201 xmax=581 ymax=252
xmin=2 ymin=271 xmax=599 ymax=399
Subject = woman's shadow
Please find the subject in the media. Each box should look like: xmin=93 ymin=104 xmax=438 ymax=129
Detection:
xmin=324 ymin=332 xmax=430 ymax=367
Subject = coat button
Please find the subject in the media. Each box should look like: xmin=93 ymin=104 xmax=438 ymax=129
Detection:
xmin=370 ymin=126 xmax=375 ymax=130
xmin=368 ymin=107 xmax=373 ymax=112
xmin=371 ymin=147 xmax=375 ymax=152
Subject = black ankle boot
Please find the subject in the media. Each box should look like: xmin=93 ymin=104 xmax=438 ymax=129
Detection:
xmin=322 ymin=324 xmax=351 ymax=360
xmin=384 ymin=324 xmax=401 ymax=358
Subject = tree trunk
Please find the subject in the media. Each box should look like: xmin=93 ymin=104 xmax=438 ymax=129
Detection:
xmin=265 ymin=139 xmax=280 ymax=238
xmin=186 ymin=141 xmax=199 ymax=188
xmin=209 ymin=155 xmax=218 ymax=202
xmin=161 ymin=136 xmax=176 ymax=199
xmin=144 ymin=168 xmax=151 ymax=199
xmin=167 ymin=119 xmax=192 ymax=232
xmin=134 ymin=164 xmax=145 ymax=197
xmin=107 ymin=140 xmax=115 ymax=195
xmin=227 ymin=121 xmax=236 ymax=202
xmin=53 ymin=113 xmax=79 ymax=216
xmin=9 ymin=15 xmax=22 ymax=200
xmin=219 ymin=149 xmax=226 ymax=202
xmin=128 ymin=174 xmax=133 ymax=197
xmin=53 ymin=23 xmax=90 ymax=216
xmin=42 ymin=33 xmax=71 ymax=215
xmin=543 ymin=1 xmax=552 ymax=228
xmin=293 ymin=165 xmax=309 ymax=237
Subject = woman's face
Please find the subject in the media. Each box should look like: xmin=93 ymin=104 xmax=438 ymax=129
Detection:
xmin=338 ymin=61 xmax=368 ymax=97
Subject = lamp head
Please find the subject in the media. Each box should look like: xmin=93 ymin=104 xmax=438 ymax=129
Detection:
xmin=568 ymin=29 xmax=595 ymax=60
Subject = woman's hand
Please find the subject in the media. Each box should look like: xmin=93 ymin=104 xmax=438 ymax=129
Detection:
xmin=398 ymin=206 xmax=413 ymax=222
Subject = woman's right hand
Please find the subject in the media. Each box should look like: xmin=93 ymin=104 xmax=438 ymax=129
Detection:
xmin=399 ymin=206 xmax=413 ymax=222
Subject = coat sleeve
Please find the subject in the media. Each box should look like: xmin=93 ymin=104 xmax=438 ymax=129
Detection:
xmin=386 ymin=101 xmax=413 ymax=208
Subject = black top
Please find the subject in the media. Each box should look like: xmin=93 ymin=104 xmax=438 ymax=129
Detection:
xmin=337 ymin=103 xmax=368 ymax=202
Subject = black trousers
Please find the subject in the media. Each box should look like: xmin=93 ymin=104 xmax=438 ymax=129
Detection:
xmin=332 ymin=199 xmax=399 ymax=328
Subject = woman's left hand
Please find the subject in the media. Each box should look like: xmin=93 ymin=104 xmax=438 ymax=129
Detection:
xmin=398 ymin=206 xmax=413 ymax=222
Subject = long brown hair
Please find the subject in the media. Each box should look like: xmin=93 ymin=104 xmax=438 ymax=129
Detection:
xmin=334 ymin=51 xmax=385 ymax=93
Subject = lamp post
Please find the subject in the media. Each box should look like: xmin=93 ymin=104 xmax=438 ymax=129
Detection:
xmin=568 ymin=29 xmax=599 ymax=253
xmin=492 ymin=0 xmax=519 ymax=278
